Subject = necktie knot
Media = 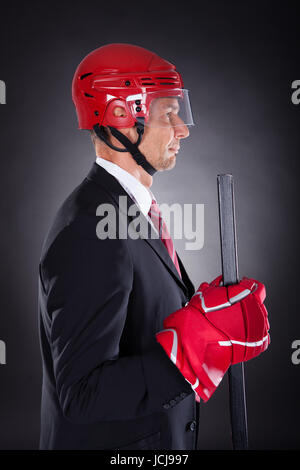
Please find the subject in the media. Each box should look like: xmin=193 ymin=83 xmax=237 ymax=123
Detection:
xmin=149 ymin=199 xmax=159 ymax=213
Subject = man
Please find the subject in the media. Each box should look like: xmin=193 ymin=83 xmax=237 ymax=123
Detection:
xmin=38 ymin=43 xmax=270 ymax=450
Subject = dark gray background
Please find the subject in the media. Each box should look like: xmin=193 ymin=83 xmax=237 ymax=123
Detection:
xmin=0 ymin=0 xmax=299 ymax=450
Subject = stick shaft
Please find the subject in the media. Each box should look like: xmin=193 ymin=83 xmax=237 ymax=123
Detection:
xmin=217 ymin=174 xmax=248 ymax=450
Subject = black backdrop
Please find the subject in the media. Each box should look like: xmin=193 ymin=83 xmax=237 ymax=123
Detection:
xmin=0 ymin=0 xmax=299 ymax=450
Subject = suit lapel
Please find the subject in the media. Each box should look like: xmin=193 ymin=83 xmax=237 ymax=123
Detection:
xmin=86 ymin=162 xmax=192 ymax=295
xmin=129 ymin=212 xmax=188 ymax=292
xmin=176 ymin=253 xmax=195 ymax=299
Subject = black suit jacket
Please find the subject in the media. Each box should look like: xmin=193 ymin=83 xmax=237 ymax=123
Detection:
xmin=38 ymin=162 xmax=199 ymax=450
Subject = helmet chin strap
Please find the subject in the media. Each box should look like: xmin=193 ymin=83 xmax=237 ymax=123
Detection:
xmin=93 ymin=121 xmax=157 ymax=176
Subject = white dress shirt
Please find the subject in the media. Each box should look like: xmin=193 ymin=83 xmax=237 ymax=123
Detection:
xmin=95 ymin=156 xmax=157 ymax=227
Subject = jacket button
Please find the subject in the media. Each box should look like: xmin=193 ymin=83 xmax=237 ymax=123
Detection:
xmin=180 ymin=392 xmax=187 ymax=398
xmin=187 ymin=420 xmax=196 ymax=432
xmin=163 ymin=403 xmax=170 ymax=410
xmin=170 ymin=399 xmax=176 ymax=406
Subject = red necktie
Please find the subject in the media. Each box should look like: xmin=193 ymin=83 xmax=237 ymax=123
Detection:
xmin=148 ymin=199 xmax=182 ymax=278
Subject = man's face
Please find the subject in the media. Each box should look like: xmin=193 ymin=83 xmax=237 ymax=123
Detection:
xmin=138 ymin=97 xmax=190 ymax=171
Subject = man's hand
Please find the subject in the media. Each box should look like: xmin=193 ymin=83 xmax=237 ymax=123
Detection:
xmin=156 ymin=275 xmax=270 ymax=402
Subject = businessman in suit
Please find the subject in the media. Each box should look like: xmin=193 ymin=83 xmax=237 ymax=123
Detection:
xmin=38 ymin=44 xmax=270 ymax=450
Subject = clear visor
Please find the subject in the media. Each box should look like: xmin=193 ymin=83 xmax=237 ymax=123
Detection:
xmin=126 ymin=88 xmax=194 ymax=128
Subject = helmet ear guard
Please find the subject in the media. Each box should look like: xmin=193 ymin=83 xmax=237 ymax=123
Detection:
xmin=102 ymin=99 xmax=136 ymax=128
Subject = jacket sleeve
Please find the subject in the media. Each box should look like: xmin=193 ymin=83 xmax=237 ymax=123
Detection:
xmin=40 ymin=228 xmax=193 ymax=424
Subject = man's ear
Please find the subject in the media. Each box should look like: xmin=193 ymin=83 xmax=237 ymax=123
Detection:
xmin=113 ymin=106 xmax=127 ymax=118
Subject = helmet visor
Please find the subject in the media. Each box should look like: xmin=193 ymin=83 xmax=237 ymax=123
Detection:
xmin=126 ymin=88 xmax=194 ymax=128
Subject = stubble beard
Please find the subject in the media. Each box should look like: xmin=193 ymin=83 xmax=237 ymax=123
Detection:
xmin=155 ymin=152 xmax=177 ymax=171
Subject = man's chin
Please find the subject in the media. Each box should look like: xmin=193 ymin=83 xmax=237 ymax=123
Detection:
xmin=166 ymin=155 xmax=176 ymax=170
xmin=157 ymin=154 xmax=176 ymax=171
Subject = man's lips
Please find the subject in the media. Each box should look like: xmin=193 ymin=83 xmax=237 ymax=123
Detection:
xmin=168 ymin=147 xmax=180 ymax=153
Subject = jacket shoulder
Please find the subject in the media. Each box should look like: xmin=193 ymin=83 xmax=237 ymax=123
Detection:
xmin=40 ymin=176 xmax=120 ymax=262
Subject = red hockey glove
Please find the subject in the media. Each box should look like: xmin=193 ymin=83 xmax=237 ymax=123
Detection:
xmin=156 ymin=276 xmax=270 ymax=402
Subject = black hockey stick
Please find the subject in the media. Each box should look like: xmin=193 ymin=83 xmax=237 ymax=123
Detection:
xmin=217 ymin=174 xmax=248 ymax=450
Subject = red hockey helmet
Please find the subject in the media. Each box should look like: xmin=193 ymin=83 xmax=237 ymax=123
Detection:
xmin=72 ymin=43 xmax=193 ymax=130
xmin=72 ymin=44 xmax=193 ymax=175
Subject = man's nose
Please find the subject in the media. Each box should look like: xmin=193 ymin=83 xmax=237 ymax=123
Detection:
xmin=174 ymin=123 xmax=189 ymax=139
xmin=173 ymin=116 xmax=190 ymax=139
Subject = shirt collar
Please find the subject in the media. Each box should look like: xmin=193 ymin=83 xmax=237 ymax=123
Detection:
xmin=95 ymin=156 xmax=155 ymax=216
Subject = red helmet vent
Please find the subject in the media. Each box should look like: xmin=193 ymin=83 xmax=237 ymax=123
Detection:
xmin=80 ymin=72 xmax=93 ymax=80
